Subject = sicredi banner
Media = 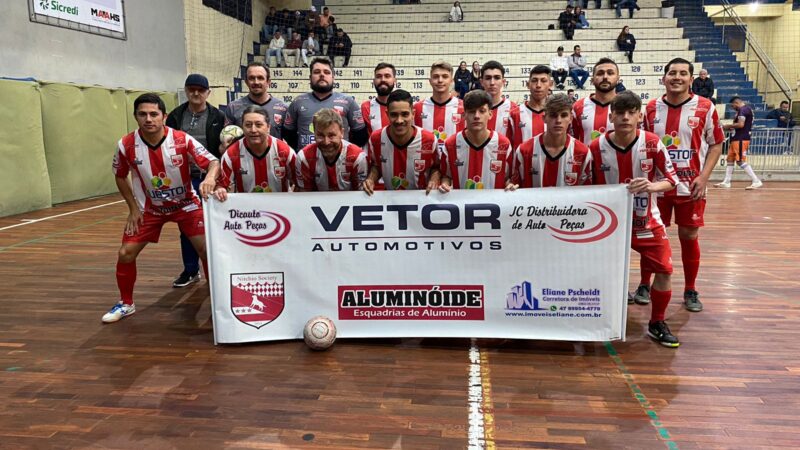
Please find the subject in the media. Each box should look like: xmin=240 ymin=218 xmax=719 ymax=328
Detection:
xmin=33 ymin=0 xmax=124 ymax=33
xmin=205 ymin=186 xmax=633 ymax=344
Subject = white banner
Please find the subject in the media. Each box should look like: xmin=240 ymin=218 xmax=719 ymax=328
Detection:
xmin=33 ymin=0 xmax=124 ymax=32
xmin=205 ymin=186 xmax=633 ymax=344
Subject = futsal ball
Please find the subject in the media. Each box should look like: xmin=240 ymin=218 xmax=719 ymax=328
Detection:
xmin=219 ymin=124 xmax=244 ymax=143
xmin=303 ymin=316 xmax=337 ymax=351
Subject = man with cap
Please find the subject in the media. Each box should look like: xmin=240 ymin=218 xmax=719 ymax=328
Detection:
xmin=165 ymin=73 xmax=225 ymax=288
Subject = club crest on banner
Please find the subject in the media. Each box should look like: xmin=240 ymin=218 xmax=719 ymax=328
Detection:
xmin=230 ymin=272 xmax=285 ymax=329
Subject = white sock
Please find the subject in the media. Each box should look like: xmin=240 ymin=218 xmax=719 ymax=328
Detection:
xmin=723 ymin=165 xmax=734 ymax=182
xmin=741 ymin=163 xmax=760 ymax=183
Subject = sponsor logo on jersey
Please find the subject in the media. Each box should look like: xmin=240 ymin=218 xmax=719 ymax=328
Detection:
xmin=505 ymin=280 xmax=602 ymax=318
xmin=230 ymin=272 xmax=284 ymax=329
xmin=224 ymin=209 xmax=291 ymax=247
xmin=338 ymin=284 xmax=485 ymax=320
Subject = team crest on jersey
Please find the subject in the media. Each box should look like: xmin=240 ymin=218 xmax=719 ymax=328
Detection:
xmin=230 ymin=272 xmax=284 ymax=329
xmin=334 ymin=106 xmax=346 ymax=116
xmin=414 ymin=159 xmax=426 ymax=173
xmin=490 ymin=159 xmax=503 ymax=174
xmin=170 ymin=154 xmax=184 ymax=167
xmin=502 ymin=117 xmax=510 ymax=128
xmin=273 ymin=114 xmax=283 ymax=125
xmin=640 ymin=158 xmax=653 ymax=173
xmin=687 ymin=116 xmax=700 ymax=129
xmin=564 ymin=172 xmax=578 ymax=186
xmin=274 ymin=166 xmax=286 ymax=179
xmin=451 ymin=113 xmax=462 ymax=124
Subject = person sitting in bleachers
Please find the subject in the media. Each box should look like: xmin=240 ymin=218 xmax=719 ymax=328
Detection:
xmin=449 ymin=1 xmax=464 ymax=22
xmin=283 ymin=32 xmax=303 ymax=68
xmin=550 ymin=46 xmax=570 ymax=90
xmin=267 ymin=31 xmax=285 ymax=67
xmin=327 ymin=29 xmax=353 ymax=68
xmin=615 ymin=0 xmax=640 ymax=18
xmin=455 ymin=61 xmax=472 ymax=99
xmin=558 ymin=6 xmax=577 ymax=40
xmin=617 ymin=26 xmax=636 ymax=63
xmin=767 ymin=101 xmax=795 ymax=129
xmin=691 ymin=69 xmax=715 ymax=103
xmin=575 ymin=7 xmax=589 ymax=28
xmin=470 ymin=61 xmax=482 ymax=91
xmin=568 ymin=45 xmax=590 ymax=89
xmin=301 ymin=31 xmax=320 ymax=68
xmin=318 ymin=6 xmax=333 ymax=42
xmin=262 ymin=7 xmax=278 ymax=42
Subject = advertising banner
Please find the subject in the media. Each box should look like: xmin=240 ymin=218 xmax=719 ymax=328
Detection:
xmin=33 ymin=0 xmax=124 ymax=33
xmin=205 ymin=186 xmax=632 ymax=344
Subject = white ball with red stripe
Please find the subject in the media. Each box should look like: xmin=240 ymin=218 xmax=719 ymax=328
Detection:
xmin=303 ymin=316 xmax=337 ymax=350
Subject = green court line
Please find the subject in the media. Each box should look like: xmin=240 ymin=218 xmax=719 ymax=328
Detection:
xmin=604 ymin=341 xmax=679 ymax=450
xmin=0 ymin=215 xmax=124 ymax=253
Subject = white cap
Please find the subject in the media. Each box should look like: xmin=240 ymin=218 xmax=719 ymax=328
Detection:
xmin=310 ymin=6 xmax=317 ymax=12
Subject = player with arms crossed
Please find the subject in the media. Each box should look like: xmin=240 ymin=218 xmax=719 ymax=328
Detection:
xmin=105 ymin=93 xmax=220 ymax=323
xmin=363 ymin=89 xmax=441 ymax=194
xmin=214 ymin=106 xmax=296 ymax=201
xmin=361 ymin=62 xmax=396 ymax=136
xmin=571 ymin=57 xmax=620 ymax=145
xmin=414 ymin=60 xmax=465 ymax=147
xmin=295 ymin=108 xmax=368 ymax=191
xmin=640 ymin=58 xmax=725 ymax=312
xmin=516 ymin=65 xmax=553 ymax=145
xmin=439 ymin=90 xmax=512 ymax=191
xmin=589 ymin=92 xmax=680 ymax=347
xmin=507 ymin=94 xmax=592 ymax=189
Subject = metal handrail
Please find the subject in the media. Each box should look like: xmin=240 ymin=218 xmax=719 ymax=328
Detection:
xmin=717 ymin=0 xmax=793 ymax=104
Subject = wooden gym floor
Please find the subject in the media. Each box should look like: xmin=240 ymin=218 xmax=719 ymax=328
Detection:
xmin=1 ymin=183 xmax=799 ymax=449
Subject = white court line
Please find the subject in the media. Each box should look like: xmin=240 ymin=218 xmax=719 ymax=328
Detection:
xmin=0 ymin=200 xmax=124 ymax=232
xmin=467 ymin=339 xmax=487 ymax=449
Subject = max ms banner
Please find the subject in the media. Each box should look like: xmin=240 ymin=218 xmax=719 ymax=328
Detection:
xmin=205 ymin=186 xmax=632 ymax=344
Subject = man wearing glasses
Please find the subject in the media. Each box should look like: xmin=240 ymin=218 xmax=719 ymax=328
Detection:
xmin=165 ymin=73 xmax=225 ymax=288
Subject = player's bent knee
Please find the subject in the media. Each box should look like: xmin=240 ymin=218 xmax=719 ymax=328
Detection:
xmin=117 ymin=244 xmax=141 ymax=262
xmin=653 ymin=273 xmax=672 ymax=291
xmin=677 ymin=226 xmax=699 ymax=240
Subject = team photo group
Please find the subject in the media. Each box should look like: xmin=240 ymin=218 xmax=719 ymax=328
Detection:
xmin=109 ymin=53 xmax=739 ymax=350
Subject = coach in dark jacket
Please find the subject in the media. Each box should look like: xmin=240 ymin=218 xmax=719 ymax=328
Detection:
xmin=327 ymin=28 xmax=353 ymax=67
xmin=691 ymin=69 xmax=715 ymax=102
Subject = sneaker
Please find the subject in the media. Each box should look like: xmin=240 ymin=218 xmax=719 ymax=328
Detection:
xmin=647 ymin=321 xmax=680 ymax=348
xmin=683 ymin=289 xmax=703 ymax=312
xmin=714 ymin=181 xmax=731 ymax=188
xmin=633 ymin=284 xmax=651 ymax=305
xmin=745 ymin=180 xmax=763 ymax=190
xmin=173 ymin=271 xmax=201 ymax=288
xmin=627 ymin=292 xmax=634 ymax=304
xmin=102 ymin=302 xmax=136 ymax=323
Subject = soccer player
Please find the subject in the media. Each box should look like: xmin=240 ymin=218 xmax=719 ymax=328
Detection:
xmin=361 ymin=62 xmax=396 ymax=136
xmin=414 ymin=60 xmax=465 ymax=147
xmin=225 ymin=62 xmax=288 ymax=139
xmin=571 ymin=57 xmax=619 ymax=146
xmin=715 ymin=96 xmax=762 ymax=189
xmin=517 ymin=65 xmax=553 ymax=145
xmin=105 ymin=93 xmax=220 ymax=323
xmin=283 ymin=56 xmax=368 ymax=150
xmin=439 ymin=90 xmax=512 ymax=191
xmin=480 ymin=60 xmax=519 ymax=144
xmin=363 ymin=89 xmax=440 ymax=194
xmin=295 ymin=108 xmax=368 ymax=191
xmin=589 ymin=91 xmax=680 ymax=348
xmin=507 ymin=94 xmax=591 ymax=189
xmin=214 ymin=106 xmax=296 ymax=201
xmin=641 ymin=58 xmax=725 ymax=312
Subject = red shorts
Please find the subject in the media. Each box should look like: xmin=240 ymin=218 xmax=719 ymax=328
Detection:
xmin=632 ymin=226 xmax=673 ymax=275
xmin=122 ymin=208 xmax=205 ymax=243
xmin=657 ymin=196 xmax=706 ymax=228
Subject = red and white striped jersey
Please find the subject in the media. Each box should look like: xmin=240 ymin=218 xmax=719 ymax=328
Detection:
xmin=367 ymin=126 xmax=439 ymax=190
xmin=295 ymin=140 xmax=368 ymax=191
xmin=112 ymin=127 xmax=217 ymax=215
xmin=218 ymin=137 xmax=296 ymax=193
xmin=511 ymin=134 xmax=592 ymax=188
xmin=571 ymin=96 xmax=613 ymax=145
xmin=589 ymin=130 xmax=678 ymax=237
xmin=361 ymin=98 xmax=389 ymax=136
xmin=516 ymin=103 xmax=546 ymax=146
xmin=413 ymin=96 xmax=464 ymax=146
xmin=441 ymin=131 xmax=511 ymax=189
xmin=643 ymin=94 xmax=724 ymax=198
xmin=488 ymin=99 xmax=519 ymax=143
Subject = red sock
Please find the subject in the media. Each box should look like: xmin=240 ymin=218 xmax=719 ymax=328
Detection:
xmin=680 ymin=237 xmax=700 ymax=291
xmin=116 ymin=261 xmax=137 ymax=305
xmin=649 ymin=288 xmax=671 ymax=323
xmin=640 ymin=267 xmax=652 ymax=287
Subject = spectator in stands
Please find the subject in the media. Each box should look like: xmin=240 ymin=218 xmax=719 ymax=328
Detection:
xmin=318 ymin=7 xmax=333 ymax=42
xmin=455 ymin=61 xmax=472 ymax=99
xmin=550 ymin=46 xmax=570 ymax=90
xmin=567 ymin=89 xmax=577 ymax=102
xmin=267 ymin=31 xmax=285 ymax=67
xmin=568 ymin=45 xmax=590 ymax=89
xmin=691 ymin=69 xmax=715 ymax=103
xmin=470 ymin=61 xmax=482 ymax=91
xmin=575 ymin=7 xmax=589 ymax=28
xmin=617 ymin=26 xmax=636 ymax=63
xmin=302 ymin=8 xmax=317 ymax=39
xmin=301 ymin=31 xmax=320 ymax=67
xmin=165 ymin=74 xmax=225 ymax=289
xmin=283 ymin=32 xmax=303 ymax=68
xmin=558 ymin=6 xmax=577 ymax=40
xmin=286 ymin=10 xmax=303 ymax=39
xmin=767 ymin=101 xmax=795 ymax=129
xmin=327 ymin=28 xmax=353 ymax=68
xmin=616 ymin=0 xmax=640 ymax=18
xmin=276 ymin=9 xmax=290 ymax=36
xmin=450 ymin=1 xmax=464 ymax=22
xmin=263 ymin=7 xmax=278 ymax=42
